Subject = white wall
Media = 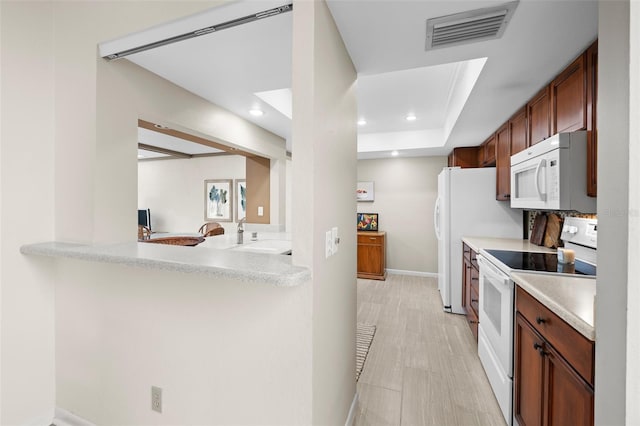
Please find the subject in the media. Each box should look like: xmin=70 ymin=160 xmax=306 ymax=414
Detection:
xmin=1 ymin=1 xmax=309 ymax=424
xmin=138 ymin=156 xmax=246 ymax=234
xmin=627 ymin=4 xmax=640 ymax=422
xmin=1 ymin=3 xmax=56 ymax=423
xmin=596 ymin=1 xmax=640 ymax=424
xmin=292 ymin=1 xmax=358 ymax=424
xmin=55 ymin=259 xmax=311 ymax=425
xmin=357 ymin=156 xmax=446 ymax=274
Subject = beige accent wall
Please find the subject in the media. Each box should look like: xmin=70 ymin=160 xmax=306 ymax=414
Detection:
xmin=138 ymin=155 xmax=246 ymax=233
xmin=292 ymin=1 xmax=358 ymax=423
xmin=358 ymin=156 xmax=446 ymax=274
xmin=246 ymin=156 xmax=271 ymax=224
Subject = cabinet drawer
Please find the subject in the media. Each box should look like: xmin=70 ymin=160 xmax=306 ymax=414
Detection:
xmin=470 ymin=281 xmax=479 ymax=318
xmin=463 ymin=243 xmax=471 ymax=261
xmin=516 ymin=286 xmax=594 ymax=385
xmin=470 ymin=249 xmax=479 ymax=269
xmin=358 ymin=234 xmax=382 ymax=245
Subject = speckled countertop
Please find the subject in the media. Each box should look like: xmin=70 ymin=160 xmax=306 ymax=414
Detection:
xmin=462 ymin=236 xmax=556 ymax=254
xmin=462 ymin=236 xmax=595 ymax=341
xmin=512 ymin=272 xmax=595 ymax=341
xmin=20 ymin=240 xmax=309 ymax=287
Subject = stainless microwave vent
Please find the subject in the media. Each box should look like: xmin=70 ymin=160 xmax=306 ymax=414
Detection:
xmin=425 ymin=1 xmax=518 ymax=51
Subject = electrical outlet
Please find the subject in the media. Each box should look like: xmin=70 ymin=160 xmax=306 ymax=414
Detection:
xmin=151 ymin=386 xmax=162 ymax=413
xmin=331 ymin=227 xmax=339 ymax=254
xmin=325 ymin=230 xmax=332 ymax=258
xmin=258 ymin=206 xmax=264 ymax=216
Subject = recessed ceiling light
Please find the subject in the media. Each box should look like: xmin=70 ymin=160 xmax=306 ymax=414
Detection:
xmin=391 ymin=150 xmax=399 ymax=157
xmin=357 ymin=119 xmax=367 ymax=126
xmin=249 ymin=108 xmax=264 ymax=117
xmin=153 ymin=124 xmax=169 ymax=130
xmin=405 ymin=114 xmax=417 ymax=122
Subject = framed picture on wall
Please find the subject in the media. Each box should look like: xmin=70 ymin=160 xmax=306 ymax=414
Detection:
xmin=357 ymin=213 xmax=379 ymax=231
xmin=235 ymin=179 xmax=246 ymax=222
xmin=356 ymin=181 xmax=375 ymax=202
xmin=204 ymin=179 xmax=233 ymax=222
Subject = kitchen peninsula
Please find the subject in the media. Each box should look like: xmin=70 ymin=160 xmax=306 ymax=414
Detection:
xmin=21 ymin=237 xmax=306 ymax=287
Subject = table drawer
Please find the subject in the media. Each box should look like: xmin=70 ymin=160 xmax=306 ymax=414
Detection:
xmin=516 ymin=286 xmax=594 ymax=385
xmin=358 ymin=234 xmax=383 ymax=245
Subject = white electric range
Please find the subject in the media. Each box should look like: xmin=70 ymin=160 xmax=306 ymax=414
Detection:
xmin=475 ymin=216 xmax=597 ymax=425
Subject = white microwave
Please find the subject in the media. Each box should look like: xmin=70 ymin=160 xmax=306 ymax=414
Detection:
xmin=510 ymin=131 xmax=596 ymax=212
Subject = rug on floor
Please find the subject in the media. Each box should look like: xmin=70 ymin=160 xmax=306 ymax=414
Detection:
xmin=356 ymin=323 xmax=376 ymax=381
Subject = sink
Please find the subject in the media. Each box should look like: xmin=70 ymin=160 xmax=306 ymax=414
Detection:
xmin=231 ymin=239 xmax=291 ymax=255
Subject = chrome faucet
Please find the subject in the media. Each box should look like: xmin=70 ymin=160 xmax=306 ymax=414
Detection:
xmin=237 ymin=218 xmax=246 ymax=244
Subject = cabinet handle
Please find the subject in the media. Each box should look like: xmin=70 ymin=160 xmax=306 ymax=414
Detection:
xmin=533 ymin=342 xmax=547 ymax=356
xmin=503 ymin=194 xmax=511 ymax=199
xmin=469 ymin=320 xmax=478 ymax=324
xmin=464 ymin=249 xmax=470 ymax=253
xmin=471 ymin=277 xmax=479 ymax=281
xmin=466 ymin=266 xmax=472 ymax=269
xmin=535 ymin=316 xmax=546 ymax=325
xmin=369 ymin=238 xmax=376 ymax=241
xmin=471 ymin=298 xmax=478 ymax=303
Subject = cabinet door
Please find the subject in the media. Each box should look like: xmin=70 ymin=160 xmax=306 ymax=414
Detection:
xmin=586 ymin=41 xmax=598 ymax=197
xmin=544 ymin=344 xmax=594 ymax=426
xmin=463 ymin=256 xmax=471 ymax=313
xmin=450 ymin=147 xmax=479 ymax=168
xmin=528 ymin=87 xmax=551 ymax=145
xmin=552 ymin=54 xmax=587 ymax=134
xmin=357 ymin=243 xmax=383 ymax=275
xmin=510 ymin=107 xmax=528 ymax=155
xmin=495 ymin=123 xmax=511 ymax=200
xmin=515 ymin=313 xmax=545 ymax=426
xmin=477 ymin=134 xmax=496 ymax=167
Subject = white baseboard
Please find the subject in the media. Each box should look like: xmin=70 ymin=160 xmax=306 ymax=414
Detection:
xmin=345 ymin=392 xmax=359 ymax=426
xmin=53 ymin=407 xmax=96 ymax=426
xmin=386 ymin=269 xmax=437 ymax=278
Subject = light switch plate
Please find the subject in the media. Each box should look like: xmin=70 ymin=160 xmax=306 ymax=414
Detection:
xmin=325 ymin=230 xmax=332 ymax=258
xmin=258 ymin=206 xmax=264 ymax=216
xmin=331 ymin=227 xmax=338 ymax=254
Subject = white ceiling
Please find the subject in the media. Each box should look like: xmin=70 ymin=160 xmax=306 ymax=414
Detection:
xmin=110 ymin=0 xmax=598 ymax=159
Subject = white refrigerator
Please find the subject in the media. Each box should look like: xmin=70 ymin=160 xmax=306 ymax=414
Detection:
xmin=434 ymin=167 xmax=523 ymax=314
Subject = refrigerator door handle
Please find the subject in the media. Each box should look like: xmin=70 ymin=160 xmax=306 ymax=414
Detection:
xmin=433 ymin=197 xmax=441 ymax=240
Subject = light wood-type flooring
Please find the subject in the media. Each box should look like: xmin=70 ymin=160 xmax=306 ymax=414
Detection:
xmin=355 ymin=275 xmax=506 ymax=426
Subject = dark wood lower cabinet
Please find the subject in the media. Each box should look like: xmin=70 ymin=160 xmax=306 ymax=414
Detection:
xmin=357 ymin=232 xmax=386 ymax=280
xmin=462 ymin=243 xmax=479 ymax=341
xmin=515 ymin=313 xmax=544 ymax=426
xmin=515 ymin=287 xmax=594 ymax=426
xmin=544 ymin=344 xmax=594 ymax=426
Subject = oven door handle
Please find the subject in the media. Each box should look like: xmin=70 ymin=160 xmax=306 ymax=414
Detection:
xmin=477 ymin=255 xmax=510 ymax=286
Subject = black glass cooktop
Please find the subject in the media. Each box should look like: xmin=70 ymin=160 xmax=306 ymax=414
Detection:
xmin=485 ymin=249 xmax=597 ymax=276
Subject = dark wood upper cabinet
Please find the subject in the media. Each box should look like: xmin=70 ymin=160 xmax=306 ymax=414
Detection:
xmin=448 ymin=147 xmax=479 ymax=168
xmin=586 ymin=40 xmax=598 ymax=197
xmin=551 ymin=54 xmax=587 ymax=134
xmin=481 ymin=133 xmax=497 ymax=167
xmin=509 ymin=107 xmax=528 ymax=155
xmin=527 ymin=86 xmax=551 ymax=145
xmin=495 ymin=123 xmax=511 ymax=201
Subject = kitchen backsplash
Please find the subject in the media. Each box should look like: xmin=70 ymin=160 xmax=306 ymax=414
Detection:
xmin=525 ymin=210 xmax=597 ymax=239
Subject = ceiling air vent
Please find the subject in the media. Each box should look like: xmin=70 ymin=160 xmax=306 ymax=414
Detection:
xmin=425 ymin=1 xmax=518 ymax=51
